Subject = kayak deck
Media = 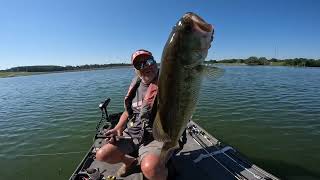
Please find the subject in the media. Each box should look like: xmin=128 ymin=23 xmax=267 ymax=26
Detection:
xmin=70 ymin=112 xmax=279 ymax=180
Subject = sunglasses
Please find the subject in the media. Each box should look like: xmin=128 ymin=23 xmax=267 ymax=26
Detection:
xmin=134 ymin=58 xmax=156 ymax=70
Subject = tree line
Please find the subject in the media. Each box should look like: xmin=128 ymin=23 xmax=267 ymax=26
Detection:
xmin=206 ymin=57 xmax=320 ymax=67
xmin=2 ymin=57 xmax=320 ymax=72
xmin=2 ymin=63 xmax=131 ymax=72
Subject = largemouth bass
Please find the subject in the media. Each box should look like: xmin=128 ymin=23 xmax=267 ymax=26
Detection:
xmin=153 ymin=12 xmax=215 ymax=162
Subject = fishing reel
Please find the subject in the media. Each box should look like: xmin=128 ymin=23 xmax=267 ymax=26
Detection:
xmin=75 ymin=168 xmax=104 ymax=180
xmin=75 ymin=168 xmax=117 ymax=180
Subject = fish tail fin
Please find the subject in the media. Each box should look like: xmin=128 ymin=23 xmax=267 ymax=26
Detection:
xmin=152 ymin=111 xmax=170 ymax=142
xmin=160 ymin=142 xmax=179 ymax=164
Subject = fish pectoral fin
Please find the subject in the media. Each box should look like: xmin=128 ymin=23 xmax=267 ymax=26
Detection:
xmin=152 ymin=112 xmax=170 ymax=142
xmin=201 ymin=65 xmax=225 ymax=79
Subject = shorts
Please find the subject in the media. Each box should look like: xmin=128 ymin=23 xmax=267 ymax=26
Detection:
xmin=114 ymin=130 xmax=164 ymax=162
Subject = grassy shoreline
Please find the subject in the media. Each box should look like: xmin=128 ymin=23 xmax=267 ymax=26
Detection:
xmin=0 ymin=71 xmax=48 ymax=78
xmin=0 ymin=66 xmax=131 ymax=78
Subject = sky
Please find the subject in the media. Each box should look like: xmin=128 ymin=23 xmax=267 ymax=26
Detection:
xmin=0 ymin=0 xmax=320 ymax=70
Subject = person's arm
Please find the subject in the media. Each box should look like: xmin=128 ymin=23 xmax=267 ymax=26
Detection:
xmin=104 ymin=111 xmax=128 ymax=143
xmin=115 ymin=111 xmax=129 ymax=131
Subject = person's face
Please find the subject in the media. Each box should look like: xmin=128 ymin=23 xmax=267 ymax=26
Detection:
xmin=134 ymin=56 xmax=158 ymax=84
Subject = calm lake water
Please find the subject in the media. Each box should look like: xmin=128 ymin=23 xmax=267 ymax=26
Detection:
xmin=0 ymin=66 xmax=319 ymax=180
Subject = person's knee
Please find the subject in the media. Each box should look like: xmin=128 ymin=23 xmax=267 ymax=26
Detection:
xmin=96 ymin=147 xmax=109 ymax=161
xmin=96 ymin=144 xmax=118 ymax=162
xmin=141 ymin=154 xmax=166 ymax=179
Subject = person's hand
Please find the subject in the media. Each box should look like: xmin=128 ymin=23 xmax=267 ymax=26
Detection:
xmin=104 ymin=127 xmax=123 ymax=144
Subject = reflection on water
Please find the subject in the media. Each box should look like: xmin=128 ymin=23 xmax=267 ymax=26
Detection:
xmin=0 ymin=66 xmax=319 ymax=179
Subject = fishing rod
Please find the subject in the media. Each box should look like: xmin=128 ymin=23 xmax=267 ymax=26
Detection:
xmin=188 ymin=124 xmax=267 ymax=180
xmin=188 ymin=124 xmax=245 ymax=180
xmin=192 ymin=125 xmax=269 ymax=180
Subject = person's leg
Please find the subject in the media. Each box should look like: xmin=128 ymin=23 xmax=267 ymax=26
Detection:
xmin=96 ymin=130 xmax=138 ymax=169
xmin=96 ymin=143 xmax=135 ymax=166
xmin=140 ymin=153 xmax=168 ymax=180
xmin=139 ymin=140 xmax=169 ymax=180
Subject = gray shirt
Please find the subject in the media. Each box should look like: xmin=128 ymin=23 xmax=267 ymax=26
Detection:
xmin=131 ymin=81 xmax=149 ymax=114
xmin=126 ymin=81 xmax=150 ymax=140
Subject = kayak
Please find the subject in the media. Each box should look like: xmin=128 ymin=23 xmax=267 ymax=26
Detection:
xmin=69 ymin=98 xmax=279 ymax=180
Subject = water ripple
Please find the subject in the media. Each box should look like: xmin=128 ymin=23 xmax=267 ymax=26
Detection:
xmin=1 ymin=67 xmax=320 ymax=179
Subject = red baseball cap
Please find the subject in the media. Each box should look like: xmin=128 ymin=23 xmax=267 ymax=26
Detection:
xmin=131 ymin=49 xmax=154 ymax=64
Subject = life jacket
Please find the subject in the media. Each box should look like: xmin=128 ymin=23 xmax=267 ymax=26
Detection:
xmin=123 ymin=73 xmax=187 ymax=148
xmin=123 ymin=75 xmax=158 ymax=144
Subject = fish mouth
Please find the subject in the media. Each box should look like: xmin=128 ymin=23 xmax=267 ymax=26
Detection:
xmin=183 ymin=12 xmax=213 ymax=33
